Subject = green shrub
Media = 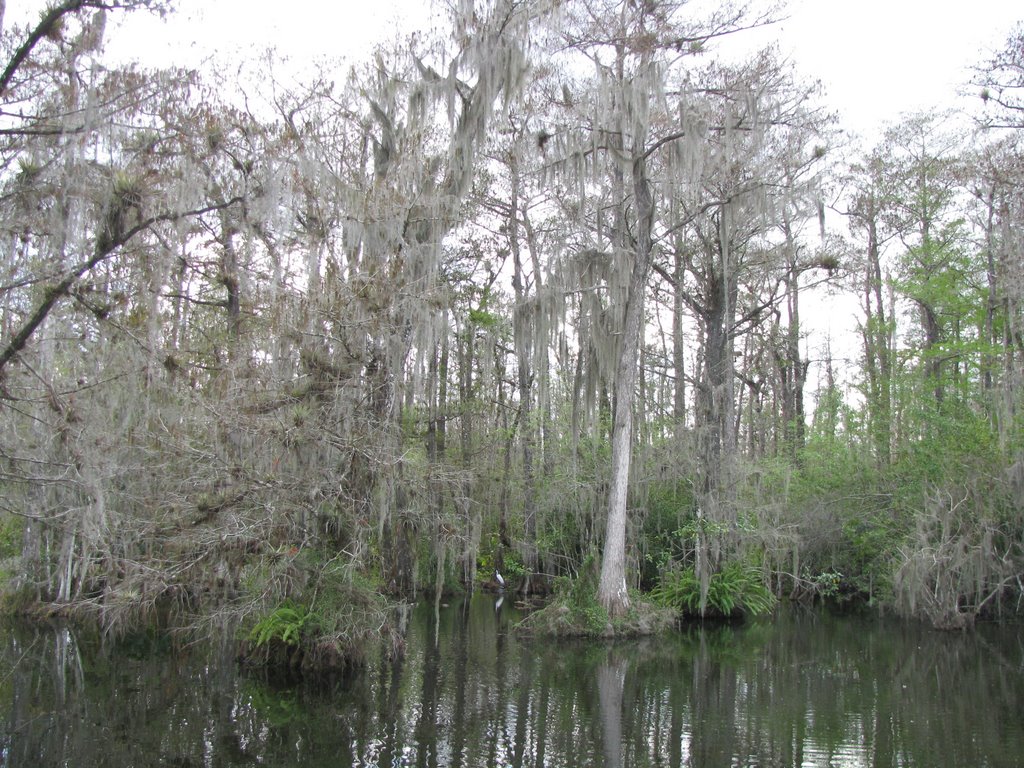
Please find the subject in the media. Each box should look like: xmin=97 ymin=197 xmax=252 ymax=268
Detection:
xmin=238 ymin=553 xmax=401 ymax=673
xmin=0 ymin=513 xmax=22 ymax=560
xmin=651 ymin=560 xmax=776 ymax=618
xmin=248 ymin=600 xmax=318 ymax=648
xmin=516 ymin=556 xmax=675 ymax=637
xmin=639 ymin=480 xmax=695 ymax=588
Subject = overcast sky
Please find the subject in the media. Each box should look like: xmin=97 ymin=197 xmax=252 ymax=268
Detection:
xmin=94 ymin=0 xmax=1023 ymax=139
xmin=769 ymin=0 xmax=1020 ymax=137
xmin=2 ymin=0 xmax=1018 ymax=137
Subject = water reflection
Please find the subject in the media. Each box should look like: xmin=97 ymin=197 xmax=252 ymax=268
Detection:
xmin=2 ymin=598 xmax=1023 ymax=767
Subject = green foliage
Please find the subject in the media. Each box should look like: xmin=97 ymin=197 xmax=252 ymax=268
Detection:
xmin=248 ymin=600 xmax=318 ymax=648
xmin=111 ymin=170 xmax=144 ymax=207
xmin=639 ymin=480 xmax=694 ymax=586
xmin=675 ymin=515 xmax=755 ymax=540
xmin=468 ymin=307 xmax=500 ymax=328
xmin=651 ymin=560 xmax=777 ymax=618
xmin=517 ymin=567 xmax=675 ymax=638
xmin=0 ymin=513 xmax=21 ymax=561
xmin=238 ymin=548 xmax=400 ymax=671
xmin=0 ymin=513 xmax=23 ymax=596
xmin=516 ymin=558 xmax=610 ymax=636
xmin=502 ymin=549 xmax=527 ymax=579
xmin=807 ymin=569 xmax=843 ymax=599
xmin=837 ymin=509 xmax=903 ymax=601
xmin=555 ymin=570 xmax=610 ymax=633
xmin=475 ymin=537 xmax=498 ymax=581
xmin=0 ymin=583 xmax=38 ymax=615
xmin=476 ymin=536 xmax=526 ymax=583
xmin=416 ymin=536 xmax=465 ymax=597
xmin=16 ymin=158 xmax=42 ymax=182
xmin=547 ymin=558 xmax=608 ymax=632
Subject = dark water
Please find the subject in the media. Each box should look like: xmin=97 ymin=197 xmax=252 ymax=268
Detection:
xmin=2 ymin=596 xmax=1023 ymax=767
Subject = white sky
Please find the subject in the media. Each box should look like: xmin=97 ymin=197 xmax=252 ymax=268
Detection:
xmin=769 ymin=0 xmax=1021 ymax=138
xmin=0 ymin=0 xmax=1013 ymax=144
xmin=103 ymin=0 xmax=430 ymax=71
xmin=94 ymin=0 xmax=1024 ymax=139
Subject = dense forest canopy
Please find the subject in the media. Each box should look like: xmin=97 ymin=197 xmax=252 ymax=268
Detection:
xmin=0 ymin=0 xmax=1022 ymax=655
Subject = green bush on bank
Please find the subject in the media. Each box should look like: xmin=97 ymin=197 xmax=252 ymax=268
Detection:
xmin=651 ymin=560 xmax=776 ymax=619
xmin=248 ymin=600 xmax=317 ymax=648
xmin=238 ymin=552 xmax=401 ymax=672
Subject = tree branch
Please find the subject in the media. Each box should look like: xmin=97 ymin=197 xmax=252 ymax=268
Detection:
xmin=0 ymin=195 xmax=245 ymax=377
xmin=0 ymin=0 xmax=90 ymax=97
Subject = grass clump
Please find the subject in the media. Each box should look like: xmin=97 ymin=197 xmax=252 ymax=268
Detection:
xmin=651 ymin=560 xmax=776 ymax=619
xmin=517 ymin=562 xmax=673 ymax=638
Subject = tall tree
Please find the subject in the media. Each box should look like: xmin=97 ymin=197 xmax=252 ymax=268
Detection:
xmin=841 ymin=149 xmax=900 ymax=466
xmin=662 ymin=49 xmax=829 ymax=605
xmin=336 ymin=1 xmax=534 ymax=593
xmin=545 ymin=0 xmax=770 ymax=615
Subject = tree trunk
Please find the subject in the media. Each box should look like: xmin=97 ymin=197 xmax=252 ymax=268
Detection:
xmin=672 ymin=241 xmax=687 ymax=432
xmin=597 ymin=154 xmax=654 ymax=617
xmin=510 ymin=163 xmax=538 ymax=590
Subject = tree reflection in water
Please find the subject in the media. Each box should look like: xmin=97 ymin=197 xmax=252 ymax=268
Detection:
xmin=2 ymin=597 xmax=1023 ymax=767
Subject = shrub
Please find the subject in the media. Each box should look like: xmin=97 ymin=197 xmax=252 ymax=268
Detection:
xmin=651 ymin=560 xmax=776 ymax=618
xmin=238 ymin=552 xmax=402 ymax=672
xmin=248 ymin=600 xmax=318 ymax=648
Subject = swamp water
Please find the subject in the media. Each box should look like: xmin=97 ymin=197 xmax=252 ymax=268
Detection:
xmin=1 ymin=595 xmax=1023 ymax=767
